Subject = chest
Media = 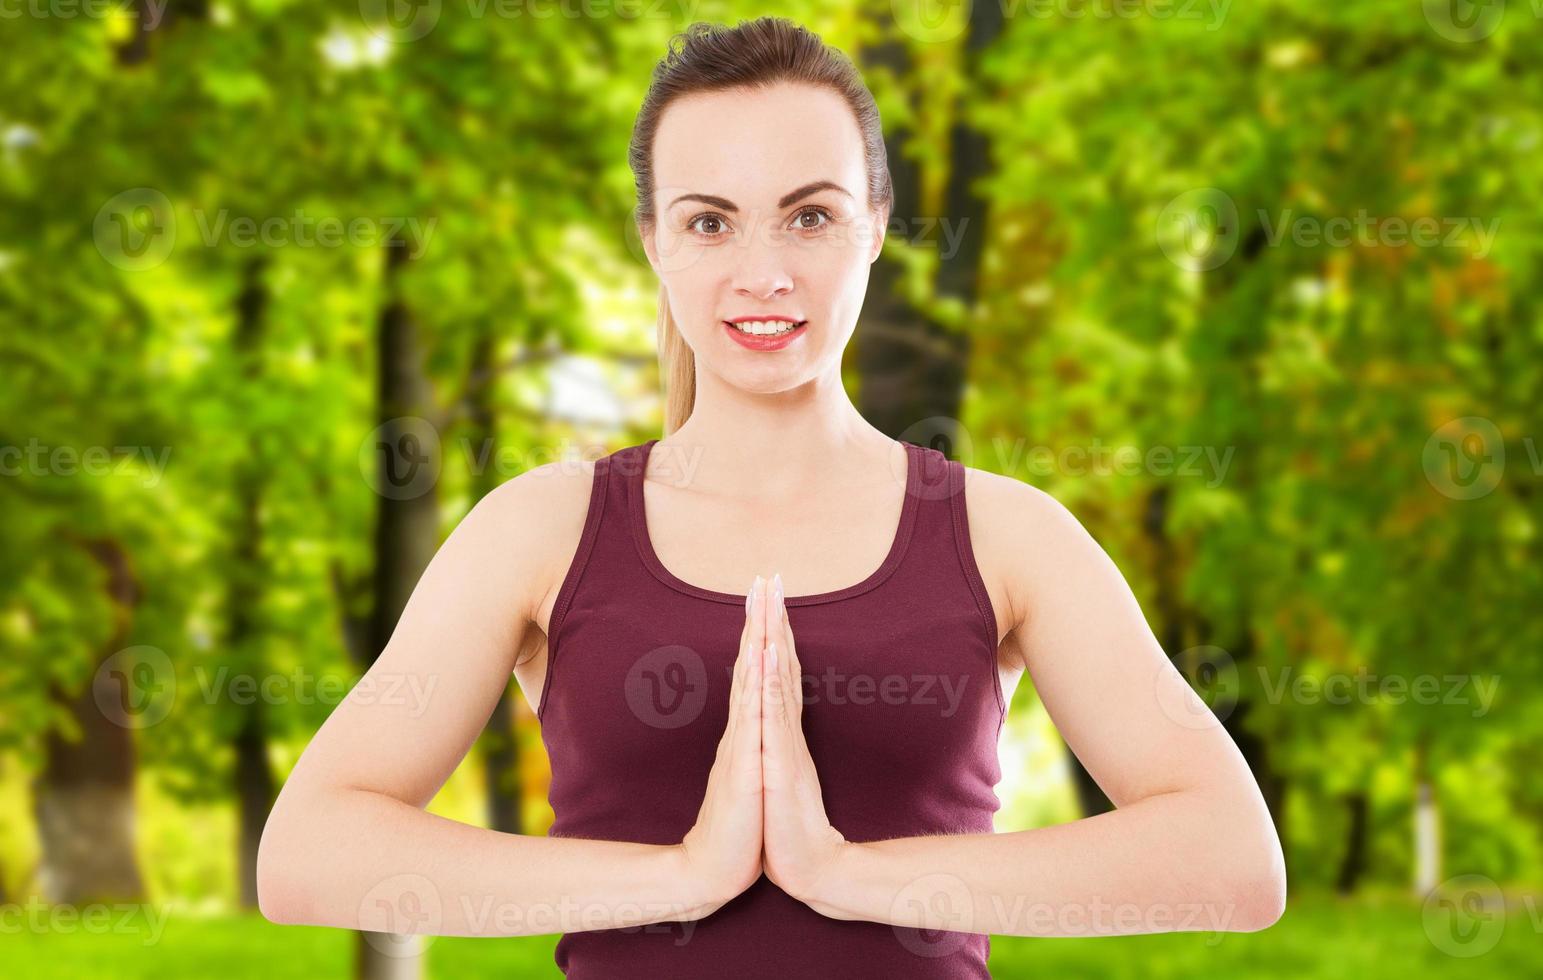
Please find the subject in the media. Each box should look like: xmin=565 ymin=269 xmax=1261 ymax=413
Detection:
xmin=641 ymin=478 xmax=908 ymax=598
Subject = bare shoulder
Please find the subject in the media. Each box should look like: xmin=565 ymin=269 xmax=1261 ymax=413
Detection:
xmin=958 ymin=464 xmax=1099 ymax=663
xmin=460 ymin=455 xmax=601 ymax=633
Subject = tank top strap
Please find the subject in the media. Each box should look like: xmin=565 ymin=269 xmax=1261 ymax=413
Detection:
xmin=941 ymin=450 xmax=1000 ymax=655
xmin=900 ymin=441 xmax=1004 ymax=719
xmin=540 ymin=449 xmax=619 ymax=720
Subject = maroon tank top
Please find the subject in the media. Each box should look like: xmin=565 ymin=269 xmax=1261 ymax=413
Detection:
xmin=538 ymin=437 xmax=1006 ymax=978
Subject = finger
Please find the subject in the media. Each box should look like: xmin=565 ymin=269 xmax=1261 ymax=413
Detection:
xmin=734 ymin=587 xmax=765 ymax=734
xmin=736 ymin=641 xmax=762 ymax=752
xmin=775 ymin=594 xmax=803 ymax=726
xmin=760 ymin=636 xmax=786 ymax=779
xmin=725 ymin=600 xmax=756 ymax=722
xmin=754 ymin=572 xmax=769 ymax=660
xmin=767 ymin=581 xmax=797 ymax=734
xmin=725 ymin=578 xmax=763 ymax=754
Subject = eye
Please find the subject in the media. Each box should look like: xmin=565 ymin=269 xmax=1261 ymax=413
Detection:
xmin=686 ymin=212 xmax=729 ymax=237
xmin=792 ymin=206 xmax=833 ymax=231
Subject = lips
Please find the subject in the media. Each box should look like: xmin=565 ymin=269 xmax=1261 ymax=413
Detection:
xmin=723 ymin=318 xmax=807 ymax=352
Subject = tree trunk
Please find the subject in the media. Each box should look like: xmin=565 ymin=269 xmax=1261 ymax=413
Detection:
xmin=854 ymin=6 xmax=1001 ymax=445
xmin=232 ymin=256 xmax=276 ymax=909
xmin=1066 ymin=754 xmax=1115 ymax=817
xmin=355 ymin=235 xmax=438 ymax=979
xmin=33 ymin=538 xmax=146 ymax=904
xmin=1334 ymin=792 xmax=1369 ymax=895
xmin=1413 ymin=734 xmax=1440 ymax=895
xmin=465 ymin=323 xmax=522 ymax=835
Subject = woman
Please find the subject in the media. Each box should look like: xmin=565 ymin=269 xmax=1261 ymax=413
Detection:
xmin=257 ymin=16 xmax=1286 ymax=977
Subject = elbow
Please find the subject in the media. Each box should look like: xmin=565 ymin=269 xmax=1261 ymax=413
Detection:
xmin=1228 ymin=839 xmax=1287 ymax=932
xmin=256 ymin=813 xmax=313 ymax=925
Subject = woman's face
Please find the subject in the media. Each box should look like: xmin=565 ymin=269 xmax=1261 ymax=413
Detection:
xmin=642 ymin=82 xmax=886 ymax=392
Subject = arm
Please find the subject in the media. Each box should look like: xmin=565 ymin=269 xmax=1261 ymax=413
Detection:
xmin=798 ymin=470 xmax=1286 ymax=935
xmin=256 ymin=462 xmax=723 ymax=936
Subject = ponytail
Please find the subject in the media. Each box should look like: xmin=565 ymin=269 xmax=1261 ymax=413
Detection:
xmin=655 ymin=283 xmax=695 ymax=435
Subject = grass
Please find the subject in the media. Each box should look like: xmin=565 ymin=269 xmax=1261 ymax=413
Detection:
xmin=4 ymin=890 xmax=1537 ymax=978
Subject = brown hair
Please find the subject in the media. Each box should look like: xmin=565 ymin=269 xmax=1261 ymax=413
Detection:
xmin=628 ymin=17 xmax=894 ymax=435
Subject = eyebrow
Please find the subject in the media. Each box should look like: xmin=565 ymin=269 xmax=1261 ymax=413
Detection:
xmin=667 ymin=180 xmax=854 ymax=213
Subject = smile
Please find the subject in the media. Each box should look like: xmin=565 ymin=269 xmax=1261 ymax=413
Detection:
xmin=723 ymin=318 xmax=808 ymax=351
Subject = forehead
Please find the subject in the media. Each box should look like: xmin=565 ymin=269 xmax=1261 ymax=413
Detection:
xmin=652 ymin=83 xmax=867 ymax=206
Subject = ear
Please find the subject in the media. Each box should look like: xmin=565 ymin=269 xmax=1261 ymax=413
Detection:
xmin=639 ymin=220 xmax=659 ymax=276
xmin=867 ymin=205 xmax=889 ymax=265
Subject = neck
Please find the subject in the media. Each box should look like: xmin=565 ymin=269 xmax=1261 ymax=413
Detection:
xmin=654 ymin=361 xmax=896 ymax=499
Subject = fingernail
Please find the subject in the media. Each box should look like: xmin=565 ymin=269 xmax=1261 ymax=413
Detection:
xmin=772 ymin=572 xmax=783 ymax=616
xmin=746 ymin=576 xmax=755 ymax=615
xmin=768 ymin=640 xmax=777 ymax=671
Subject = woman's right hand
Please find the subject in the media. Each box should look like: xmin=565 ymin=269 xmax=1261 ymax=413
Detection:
xmin=676 ymin=574 xmax=767 ymax=912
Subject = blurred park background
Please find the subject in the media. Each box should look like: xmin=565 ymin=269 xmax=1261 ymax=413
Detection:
xmin=2 ymin=0 xmax=1541 ymax=976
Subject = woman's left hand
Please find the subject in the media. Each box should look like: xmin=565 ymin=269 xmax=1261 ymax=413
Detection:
xmin=759 ymin=572 xmax=849 ymax=903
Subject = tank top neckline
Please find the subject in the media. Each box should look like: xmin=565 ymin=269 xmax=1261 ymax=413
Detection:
xmin=627 ymin=437 xmax=923 ymax=607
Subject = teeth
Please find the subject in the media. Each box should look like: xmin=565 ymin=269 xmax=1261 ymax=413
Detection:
xmin=731 ymin=320 xmax=802 ymax=335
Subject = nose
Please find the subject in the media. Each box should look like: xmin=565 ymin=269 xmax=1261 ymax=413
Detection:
xmin=730 ymin=228 xmax=794 ymax=301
